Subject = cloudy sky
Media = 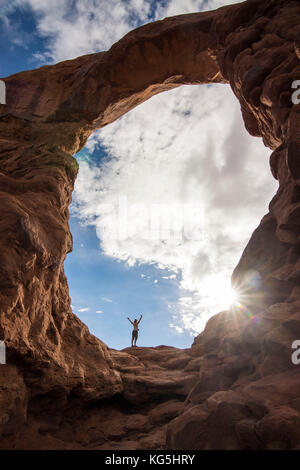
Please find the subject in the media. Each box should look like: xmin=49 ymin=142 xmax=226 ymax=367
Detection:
xmin=0 ymin=0 xmax=278 ymax=349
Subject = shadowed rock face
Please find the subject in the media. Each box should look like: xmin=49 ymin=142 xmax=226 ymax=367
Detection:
xmin=0 ymin=0 xmax=300 ymax=450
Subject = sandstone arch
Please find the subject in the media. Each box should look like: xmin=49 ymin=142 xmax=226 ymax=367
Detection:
xmin=0 ymin=0 xmax=300 ymax=450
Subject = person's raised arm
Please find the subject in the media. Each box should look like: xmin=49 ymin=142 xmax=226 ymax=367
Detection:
xmin=138 ymin=314 xmax=143 ymax=324
xmin=127 ymin=317 xmax=134 ymax=325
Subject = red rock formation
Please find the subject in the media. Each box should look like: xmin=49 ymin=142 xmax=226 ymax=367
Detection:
xmin=0 ymin=0 xmax=300 ymax=450
xmin=0 ymin=346 xmax=199 ymax=449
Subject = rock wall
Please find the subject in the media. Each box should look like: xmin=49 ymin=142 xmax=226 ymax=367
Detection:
xmin=0 ymin=0 xmax=300 ymax=449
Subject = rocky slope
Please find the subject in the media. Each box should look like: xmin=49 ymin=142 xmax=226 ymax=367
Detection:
xmin=0 ymin=0 xmax=300 ymax=449
xmin=0 ymin=346 xmax=199 ymax=449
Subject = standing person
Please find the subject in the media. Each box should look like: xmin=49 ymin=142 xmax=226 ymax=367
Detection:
xmin=127 ymin=314 xmax=142 ymax=347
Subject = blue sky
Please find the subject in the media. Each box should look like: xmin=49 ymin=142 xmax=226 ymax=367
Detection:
xmin=68 ymin=217 xmax=188 ymax=348
xmin=0 ymin=0 xmax=278 ymax=349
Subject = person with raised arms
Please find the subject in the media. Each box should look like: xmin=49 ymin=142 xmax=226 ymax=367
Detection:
xmin=127 ymin=314 xmax=142 ymax=347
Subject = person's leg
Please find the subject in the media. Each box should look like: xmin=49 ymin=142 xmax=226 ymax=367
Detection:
xmin=134 ymin=331 xmax=138 ymax=346
xmin=131 ymin=331 xmax=134 ymax=347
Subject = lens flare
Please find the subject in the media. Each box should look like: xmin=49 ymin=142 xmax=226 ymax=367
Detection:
xmin=244 ymin=270 xmax=262 ymax=290
xmin=231 ymin=270 xmax=262 ymax=324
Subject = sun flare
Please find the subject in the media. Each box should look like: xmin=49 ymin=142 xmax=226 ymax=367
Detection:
xmin=202 ymin=274 xmax=239 ymax=313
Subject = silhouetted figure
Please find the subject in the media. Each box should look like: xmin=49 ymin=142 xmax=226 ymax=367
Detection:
xmin=127 ymin=314 xmax=142 ymax=347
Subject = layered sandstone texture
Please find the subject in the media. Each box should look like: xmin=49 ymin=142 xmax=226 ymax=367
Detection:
xmin=0 ymin=0 xmax=300 ymax=450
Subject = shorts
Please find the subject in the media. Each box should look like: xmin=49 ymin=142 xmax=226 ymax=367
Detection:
xmin=132 ymin=330 xmax=138 ymax=340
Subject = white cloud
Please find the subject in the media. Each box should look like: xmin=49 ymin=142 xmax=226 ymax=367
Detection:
xmin=102 ymin=297 xmax=113 ymax=303
xmin=162 ymin=274 xmax=177 ymax=280
xmin=96 ymin=310 xmax=104 ymax=313
xmin=78 ymin=307 xmax=90 ymax=312
xmin=154 ymin=0 xmax=242 ymax=19
xmin=18 ymin=0 xmax=152 ymax=63
xmin=6 ymin=0 xmax=245 ymax=64
xmin=154 ymin=279 xmax=158 ymax=284
xmin=169 ymin=323 xmax=184 ymax=334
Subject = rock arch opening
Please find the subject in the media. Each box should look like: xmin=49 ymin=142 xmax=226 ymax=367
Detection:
xmin=66 ymin=81 xmax=277 ymax=349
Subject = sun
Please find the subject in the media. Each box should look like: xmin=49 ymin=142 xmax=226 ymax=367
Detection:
xmin=227 ymin=285 xmax=239 ymax=306
xmin=218 ymin=281 xmax=239 ymax=308
xmin=203 ymin=274 xmax=239 ymax=312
